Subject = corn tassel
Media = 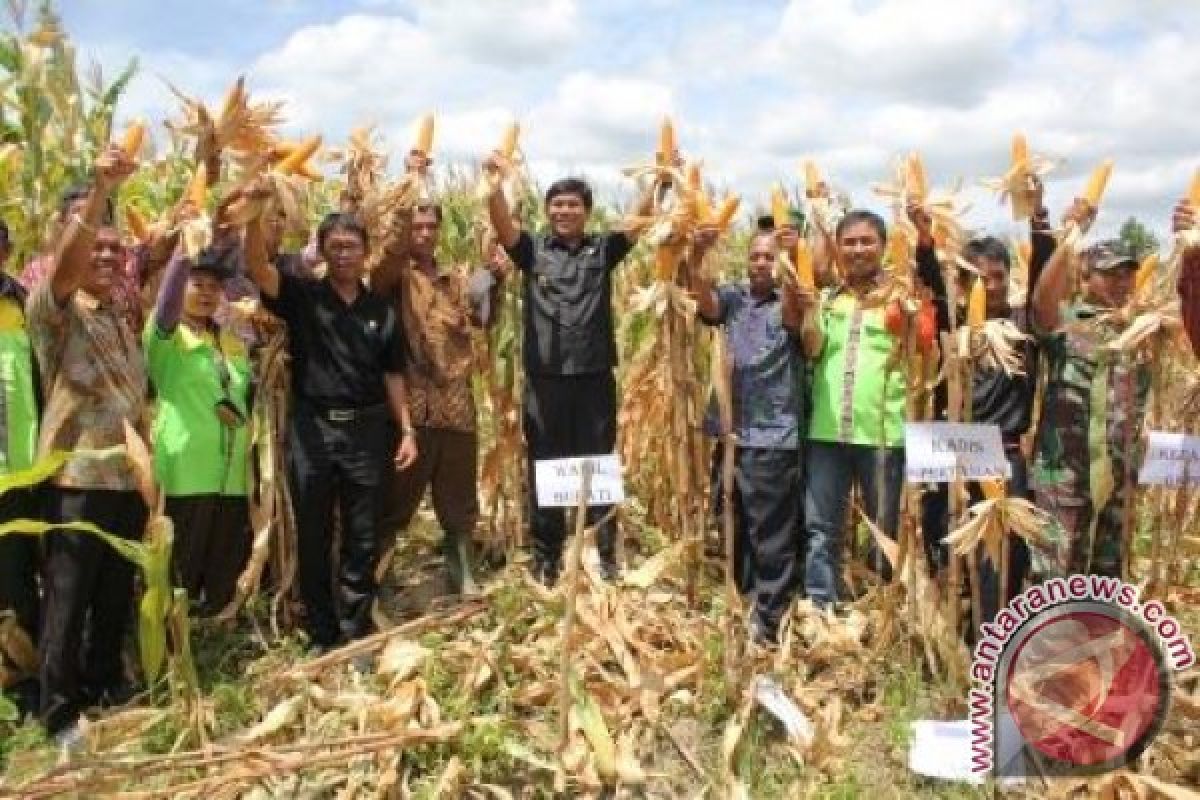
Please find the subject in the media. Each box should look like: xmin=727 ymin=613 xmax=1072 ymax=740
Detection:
xmin=413 ymin=113 xmax=435 ymax=155
xmin=770 ymin=184 xmax=789 ymax=229
xmin=498 ymin=121 xmax=520 ymax=159
xmin=276 ymin=135 xmax=321 ymax=176
xmin=657 ymin=116 xmax=676 ymax=163
xmin=967 ymin=277 xmax=987 ymax=328
xmin=714 ymin=195 xmax=740 ymax=232
xmin=125 ymin=207 xmax=151 ymax=242
xmin=1082 ymin=159 xmax=1114 ymax=208
xmin=120 ymin=120 xmax=146 ymax=158
xmin=794 ymin=238 xmax=815 ymax=289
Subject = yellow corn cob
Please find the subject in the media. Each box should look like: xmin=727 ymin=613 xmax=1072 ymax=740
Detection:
xmin=120 ymin=120 xmax=146 ymax=158
xmin=1082 ymin=159 xmax=1113 ymax=207
xmin=803 ymin=160 xmax=821 ymax=194
xmin=887 ymin=226 xmax=911 ymax=271
xmin=967 ymin=277 xmax=987 ymax=327
xmin=498 ymin=121 xmax=520 ymax=159
xmin=276 ymin=135 xmax=321 ymax=175
xmin=184 ymin=163 xmax=208 ymax=210
xmin=685 ymin=163 xmax=702 ymax=193
xmin=980 ymin=479 xmax=1006 ymax=500
xmin=413 ymin=113 xmax=435 ymax=155
xmin=906 ymin=152 xmax=928 ymax=201
xmin=794 ymin=238 xmax=814 ymax=289
xmin=770 ymin=184 xmax=789 ymax=229
xmin=295 ymin=162 xmax=323 ymax=181
xmin=269 ymin=139 xmax=299 ymax=162
xmin=125 ymin=206 xmax=151 ymax=241
xmin=714 ymin=195 xmax=740 ymax=232
xmin=1134 ymin=253 xmax=1158 ymax=295
xmin=1018 ymin=240 xmax=1032 ymax=268
xmin=694 ymin=192 xmax=712 ymax=225
xmin=1011 ymin=132 xmax=1028 ymax=168
xmin=657 ymin=116 xmax=676 ymax=162
xmin=1188 ymin=167 xmax=1200 ymax=208
xmin=654 ymin=245 xmax=678 ymax=281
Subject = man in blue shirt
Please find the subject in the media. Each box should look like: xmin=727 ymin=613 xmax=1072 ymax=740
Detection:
xmin=689 ymin=221 xmax=808 ymax=642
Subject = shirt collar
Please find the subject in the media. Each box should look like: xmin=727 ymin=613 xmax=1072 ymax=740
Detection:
xmin=545 ymin=232 xmax=596 ymax=253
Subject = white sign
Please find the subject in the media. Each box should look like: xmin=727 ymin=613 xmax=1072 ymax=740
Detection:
xmin=908 ymin=719 xmax=985 ymax=785
xmin=535 ymin=454 xmax=626 ymax=508
xmin=1139 ymin=431 xmax=1200 ymax=487
xmin=905 ymin=423 xmax=1011 ymax=483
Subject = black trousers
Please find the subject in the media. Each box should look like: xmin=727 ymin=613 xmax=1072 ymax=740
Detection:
xmin=523 ymin=372 xmax=617 ymax=568
xmin=713 ymin=445 xmax=802 ymax=637
xmin=288 ymin=404 xmax=394 ymax=646
xmin=0 ymin=488 xmax=41 ymax=640
xmin=165 ymin=495 xmax=250 ymax=615
xmin=39 ymin=488 xmax=146 ymax=734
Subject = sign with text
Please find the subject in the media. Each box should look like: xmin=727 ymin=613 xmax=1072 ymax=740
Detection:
xmin=535 ymin=454 xmax=626 ymax=508
xmin=905 ymin=423 xmax=1010 ymax=483
xmin=1139 ymin=431 xmax=1200 ymax=487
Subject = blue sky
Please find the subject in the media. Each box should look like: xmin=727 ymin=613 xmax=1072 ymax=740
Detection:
xmin=46 ymin=0 xmax=1200 ymax=237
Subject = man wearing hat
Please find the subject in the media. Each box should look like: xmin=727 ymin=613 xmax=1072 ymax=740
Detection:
xmin=145 ymin=234 xmax=252 ymax=615
xmin=1029 ymin=227 xmax=1150 ymax=579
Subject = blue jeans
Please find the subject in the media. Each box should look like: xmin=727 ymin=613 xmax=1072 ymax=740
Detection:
xmin=803 ymin=441 xmax=904 ymax=606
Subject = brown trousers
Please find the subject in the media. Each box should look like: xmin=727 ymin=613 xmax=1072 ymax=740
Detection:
xmin=380 ymin=427 xmax=479 ymax=549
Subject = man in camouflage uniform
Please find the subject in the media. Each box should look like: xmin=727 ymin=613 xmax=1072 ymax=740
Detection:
xmin=1029 ymin=238 xmax=1150 ymax=578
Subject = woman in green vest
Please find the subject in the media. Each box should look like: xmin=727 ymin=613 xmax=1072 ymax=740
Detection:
xmin=145 ymin=240 xmax=251 ymax=615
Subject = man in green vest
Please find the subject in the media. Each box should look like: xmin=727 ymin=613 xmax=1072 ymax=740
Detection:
xmin=0 ymin=218 xmax=41 ymax=686
xmin=801 ymin=210 xmax=906 ymax=608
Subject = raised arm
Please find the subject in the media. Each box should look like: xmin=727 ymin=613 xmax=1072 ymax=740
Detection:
xmin=1031 ymin=198 xmax=1095 ymax=332
xmin=152 ymin=247 xmax=189 ymax=333
xmin=686 ymin=224 xmax=721 ymax=321
xmin=49 ymin=146 xmax=136 ymax=304
xmin=909 ymin=201 xmax=950 ymax=333
xmin=243 ymin=213 xmax=280 ymax=299
xmin=482 ymin=153 xmax=521 ymax=249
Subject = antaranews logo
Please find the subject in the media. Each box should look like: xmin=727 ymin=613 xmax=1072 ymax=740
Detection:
xmin=968 ymin=575 xmax=1195 ymax=779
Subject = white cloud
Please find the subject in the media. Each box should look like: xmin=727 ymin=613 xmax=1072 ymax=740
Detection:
xmin=412 ymin=0 xmax=579 ymax=67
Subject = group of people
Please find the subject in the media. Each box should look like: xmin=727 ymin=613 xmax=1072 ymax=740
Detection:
xmin=1 ymin=135 xmax=1198 ymax=743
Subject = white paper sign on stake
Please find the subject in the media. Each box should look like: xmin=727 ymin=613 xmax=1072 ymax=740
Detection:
xmin=1139 ymin=431 xmax=1200 ymax=487
xmin=904 ymin=422 xmax=1011 ymax=484
xmin=535 ymin=454 xmax=625 ymax=508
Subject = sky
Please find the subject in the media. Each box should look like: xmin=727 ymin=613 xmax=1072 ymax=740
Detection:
xmin=46 ymin=0 xmax=1200 ymax=239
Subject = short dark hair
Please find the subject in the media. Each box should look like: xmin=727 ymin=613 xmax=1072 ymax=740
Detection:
xmin=965 ymin=236 xmax=1011 ymax=270
xmin=835 ymin=209 xmax=887 ymax=242
xmin=316 ymin=212 xmax=369 ymax=253
xmin=61 ymin=184 xmax=115 ymax=226
xmin=545 ymin=178 xmax=593 ymax=211
xmin=413 ymin=203 xmax=443 ymax=224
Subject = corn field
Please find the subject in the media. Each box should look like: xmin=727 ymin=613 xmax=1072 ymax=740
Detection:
xmin=1 ymin=4 xmax=1199 ymax=799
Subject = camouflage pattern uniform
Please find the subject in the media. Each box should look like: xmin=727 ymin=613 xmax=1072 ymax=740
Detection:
xmin=1031 ymin=299 xmax=1151 ymax=578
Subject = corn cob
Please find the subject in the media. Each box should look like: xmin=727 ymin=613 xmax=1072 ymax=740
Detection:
xmin=967 ymin=277 xmax=987 ymax=327
xmin=218 ymin=77 xmax=245 ymax=127
xmin=125 ymin=206 xmax=151 ymax=241
xmin=1010 ymin=133 xmax=1028 ymax=169
xmin=685 ymin=163 xmax=702 ymax=193
xmin=413 ymin=113 xmax=435 ymax=155
xmin=714 ymin=195 xmax=740 ymax=232
xmin=657 ymin=116 xmax=676 ymax=163
xmin=980 ymin=479 xmax=1006 ymax=500
xmin=654 ymin=245 xmax=679 ymax=281
xmin=185 ymin=163 xmax=208 ymax=210
xmin=1134 ymin=253 xmax=1158 ymax=295
xmin=276 ymin=135 xmax=321 ymax=176
xmin=694 ymin=192 xmax=712 ymax=225
xmin=887 ymin=225 xmax=910 ymax=271
xmin=120 ymin=120 xmax=146 ymax=158
xmin=498 ymin=121 xmax=520 ymax=159
xmin=794 ymin=238 xmax=815 ymax=289
xmin=803 ymin=160 xmax=821 ymax=195
xmin=1188 ymin=167 xmax=1200 ymax=209
xmin=1082 ymin=159 xmax=1114 ymax=208
xmin=906 ymin=152 xmax=928 ymax=201
xmin=770 ymin=184 xmax=789 ymax=229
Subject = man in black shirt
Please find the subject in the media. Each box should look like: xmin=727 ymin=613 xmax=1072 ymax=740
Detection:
xmin=246 ymin=210 xmax=417 ymax=649
xmin=483 ymin=162 xmax=652 ymax=585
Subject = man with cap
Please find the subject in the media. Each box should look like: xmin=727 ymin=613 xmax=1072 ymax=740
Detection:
xmin=1029 ymin=222 xmax=1150 ymax=579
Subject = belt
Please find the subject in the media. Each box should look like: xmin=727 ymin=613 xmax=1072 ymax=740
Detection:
xmin=307 ymin=402 xmax=388 ymax=423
